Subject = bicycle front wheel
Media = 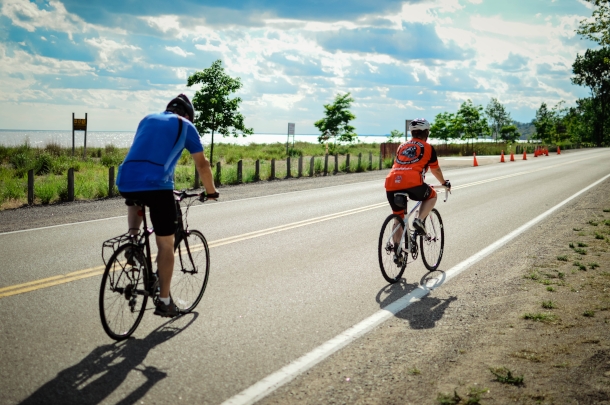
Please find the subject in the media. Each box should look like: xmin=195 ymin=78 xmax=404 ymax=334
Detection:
xmin=378 ymin=214 xmax=407 ymax=283
xmin=171 ymin=229 xmax=210 ymax=313
xmin=420 ymin=208 xmax=444 ymax=271
xmin=99 ymin=243 xmax=149 ymax=340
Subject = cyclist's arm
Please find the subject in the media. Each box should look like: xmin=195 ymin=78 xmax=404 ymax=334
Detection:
xmin=192 ymin=152 xmax=218 ymax=197
xmin=430 ymin=166 xmax=447 ymax=186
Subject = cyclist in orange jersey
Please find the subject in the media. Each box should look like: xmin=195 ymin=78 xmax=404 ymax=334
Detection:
xmin=385 ymin=118 xmax=451 ymax=234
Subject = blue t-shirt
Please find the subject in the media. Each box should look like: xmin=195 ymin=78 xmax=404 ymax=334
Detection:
xmin=116 ymin=112 xmax=204 ymax=192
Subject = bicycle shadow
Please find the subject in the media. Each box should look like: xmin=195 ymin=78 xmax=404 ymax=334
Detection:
xmin=19 ymin=313 xmax=198 ymax=405
xmin=375 ymin=271 xmax=457 ymax=330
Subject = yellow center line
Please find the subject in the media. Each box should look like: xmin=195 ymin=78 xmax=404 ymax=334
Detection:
xmin=0 ymin=153 xmax=602 ymax=299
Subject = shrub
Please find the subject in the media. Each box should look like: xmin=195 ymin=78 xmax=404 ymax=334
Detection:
xmin=34 ymin=153 xmax=53 ymax=175
xmin=101 ymin=153 xmax=124 ymax=167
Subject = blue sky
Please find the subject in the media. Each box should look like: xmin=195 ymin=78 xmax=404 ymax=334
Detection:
xmin=0 ymin=0 xmax=599 ymax=136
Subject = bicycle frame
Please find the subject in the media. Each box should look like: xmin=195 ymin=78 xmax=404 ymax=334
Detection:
xmin=388 ymin=185 xmax=449 ymax=256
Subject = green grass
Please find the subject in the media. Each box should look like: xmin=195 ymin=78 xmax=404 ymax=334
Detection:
xmin=542 ymin=300 xmax=556 ymax=309
xmin=523 ymin=312 xmax=558 ymax=323
xmin=588 ymin=220 xmax=599 ymax=226
xmin=557 ymin=255 xmax=569 ymax=261
xmin=583 ymin=310 xmax=595 ymax=317
xmin=578 ymin=242 xmax=588 ymax=247
xmin=489 ymin=367 xmax=524 ymax=385
xmin=547 ymin=286 xmax=556 ymax=292
xmin=574 ymin=248 xmax=587 ymax=255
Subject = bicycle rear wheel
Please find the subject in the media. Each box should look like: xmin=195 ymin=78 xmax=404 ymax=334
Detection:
xmin=99 ymin=244 xmax=149 ymax=340
xmin=420 ymin=208 xmax=444 ymax=271
xmin=378 ymin=214 xmax=407 ymax=283
xmin=171 ymin=229 xmax=210 ymax=313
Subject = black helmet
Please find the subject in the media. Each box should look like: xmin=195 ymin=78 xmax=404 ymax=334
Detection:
xmin=166 ymin=94 xmax=194 ymax=122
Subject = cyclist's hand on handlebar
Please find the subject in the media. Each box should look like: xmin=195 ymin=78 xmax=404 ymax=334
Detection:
xmin=442 ymin=180 xmax=451 ymax=191
xmin=199 ymin=191 xmax=219 ymax=202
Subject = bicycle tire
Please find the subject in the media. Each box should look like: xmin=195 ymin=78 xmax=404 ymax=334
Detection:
xmin=420 ymin=208 xmax=444 ymax=271
xmin=171 ymin=229 xmax=210 ymax=313
xmin=99 ymin=243 xmax=149 ymax=340
xmin=378 ymin=214 xmax=407 ymax=283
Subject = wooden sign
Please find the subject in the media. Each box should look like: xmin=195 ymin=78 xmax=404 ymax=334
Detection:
xmin=73 ymin=118 xmax=87 ymax=131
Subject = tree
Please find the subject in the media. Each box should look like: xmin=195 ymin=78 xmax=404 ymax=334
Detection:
xmin=571 ymin=47 xmax=610 ymax=146
xmin=314 ymin=93 xmax=357 ymax=145
xmin=499 ymin=125 xmax=520 ymax=143
xmin=577 ymin=0 xmax=610 ymax=47
xmin=429 ymin=112 xmax=460 ymax=143
xmin=456 ymin=100 xmax=489 ymax=149
xmin=485 ymin=98 xmax=512 ymax=142
xmin=532 ymin=102 xmax=556 ymax=143
xmin=387 ymin=129 xmax=404 ymax=142
xmin=187 ymin=59 xmax=253 ymax=165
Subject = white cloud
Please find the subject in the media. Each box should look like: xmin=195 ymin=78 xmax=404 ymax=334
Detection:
xmin=165 ymin=46 xmax=194 ymax=57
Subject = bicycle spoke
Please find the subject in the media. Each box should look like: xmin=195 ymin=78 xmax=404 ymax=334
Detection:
xmin=420 ymin=209 xmax=444 ymax=271
xmin=171 ymin=230 xmax=210 ymax=313
xmin=378 ymin=214 xmax=407 ymax=283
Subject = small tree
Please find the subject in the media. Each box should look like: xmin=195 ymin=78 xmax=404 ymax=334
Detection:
xmin=387 ymin=129 xmax=404 ymax=142
xmin=456 ymin=99 xmax=489 ymax=150
xmin=187 ymin=60 xmax=253 ymax=165
xmin=499 ymin=125 xmax=521 ymax=143
xmin=532 ymin=102 xmax=556 ymax=143
xmin=577 ymin=0 xmax=610 ymax=47
xmin=314 ymin=93 xmax=357 ymax=146
xmin=485 ymin=98 xmax=512 ymax=142
xmin=430 ymin=112 xmax=460 ymax=143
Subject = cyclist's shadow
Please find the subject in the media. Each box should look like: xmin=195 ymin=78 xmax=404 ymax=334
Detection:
xmin=376 ymin=271 xmax=457 ymax=330
xmin=19 ymin=313 xmax=198 ymax=405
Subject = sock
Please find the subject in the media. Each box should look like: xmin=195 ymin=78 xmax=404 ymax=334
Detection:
xmin=159 ymin=296 xmax=170 ymax=305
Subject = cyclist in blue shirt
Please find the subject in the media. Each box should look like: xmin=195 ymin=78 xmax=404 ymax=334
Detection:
xmin=117 ymin=94 xmax=218 ymax=317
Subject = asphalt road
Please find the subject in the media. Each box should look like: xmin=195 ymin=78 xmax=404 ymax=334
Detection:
xmin=1 ymin=148 xmax=609 ymax=405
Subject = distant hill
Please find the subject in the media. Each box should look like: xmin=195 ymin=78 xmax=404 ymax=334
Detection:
xmin=513 ymin=121 xmax=536 ymax=140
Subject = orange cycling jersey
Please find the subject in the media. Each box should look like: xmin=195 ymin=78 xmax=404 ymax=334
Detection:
xmin=385 ymin=139 xmax=439 ymax=191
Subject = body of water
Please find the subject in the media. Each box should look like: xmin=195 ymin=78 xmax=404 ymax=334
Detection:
xmin=0 ymin=130 xmax=392 ymax=148
xmin=0 ymin=129 xmax=533 ymax=149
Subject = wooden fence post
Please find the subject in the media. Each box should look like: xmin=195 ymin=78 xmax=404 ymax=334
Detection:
xmin=334 ymin=154 xmax=338 ymax=174
xmin=379 ymin=154 xmax=383 ymax=170
xmin=286 ymin=157 xmax=292 ymax=178
xmin=27 ymin=169 xmax=34 ymax=205
xmin=309 ymin=156 xmax=314 ymax=177
xmin=298 ymin=156 xmax=303 ymax=178
xmin=270 ymin=158 xmax=276 ymax=180
xmin=108 ymin=166 xmax=115 ymax=197
xmin=358 ymin=153 xmax=362 ymax=171
xmin=324 ymin=154 xmax=328 ymax=176
xmin=214 ymin=162 xmax=221 ymax=186
xmin=346 ymin=153 xmax=350 ymax=172
xmin=193 ymin=166 xmax=200 ymax=189
xmin=68 ymin=168 xmax=75 ymax=202
xmin=237 ymin=160 xmax=243 ymax=184
xmin=369 ymin=152 xmax=372 ymax=170
xmin=255 ymin=159 xmax=260 ymax=181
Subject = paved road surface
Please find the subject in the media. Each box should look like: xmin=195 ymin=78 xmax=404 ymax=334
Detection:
xmin=1 ymin=148 xmax=609 ymax=405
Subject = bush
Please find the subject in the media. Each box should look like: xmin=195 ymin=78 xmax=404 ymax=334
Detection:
xmin=101 ymin=153 xmax=124 ymax=167
xmin=35 ymin=153 xmax=53 ymax=175
xmin=10 ymin=152 xmax=32 ymax=171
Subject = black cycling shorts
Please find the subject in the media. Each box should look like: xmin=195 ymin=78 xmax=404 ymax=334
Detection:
xmin=386 ymin=184 xmax=435 ymax=213
xmin=120 ymin=190 xmax=177 ymax=236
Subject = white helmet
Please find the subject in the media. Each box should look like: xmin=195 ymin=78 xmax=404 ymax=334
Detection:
xmin=409 ymin=118 xmax=430 ymax=131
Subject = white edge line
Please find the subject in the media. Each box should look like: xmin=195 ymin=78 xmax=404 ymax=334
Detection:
xmin=221 ymin=171 xmax=610 ymax=405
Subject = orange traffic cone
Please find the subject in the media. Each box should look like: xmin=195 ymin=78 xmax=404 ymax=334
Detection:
xmin=500 ymin=150 xmax=505 ymax=163
xmin=557 ymin=146 xmax=561 ymax=155
xmin=545 ymin=148 xmax=549 ymax=156
xmin=510 ymin=151 xmax=515 ymax=161
xmin=534 ymin=147 xmax=539 ymax=157
xmin=523 ymin=150 xmax=527 ymax=160
xmin=473 ymin=152 xmax=479 ymax=167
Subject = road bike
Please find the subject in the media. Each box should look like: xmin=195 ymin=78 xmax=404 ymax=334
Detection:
xmin=99 ymin=190 xmax=211 ymax=340
xmin=378 ymin=185 xmax=450 ymax=284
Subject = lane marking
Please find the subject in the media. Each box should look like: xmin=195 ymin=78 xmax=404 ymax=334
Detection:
xmin=1 ymin=150 xmax=605 ymax=237
xmin=0 ymin=154 xmax=606 ymax=299
xmin=221 ymin=172 xmax=610 ymax=405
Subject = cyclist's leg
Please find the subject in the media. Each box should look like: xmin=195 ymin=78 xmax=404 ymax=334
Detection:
xmin=386 ymin=190 xmax=405 ymax=246
xmin=406 ymin=184 xmax=437 ymax=220
xmin=127 ymin=205 xmax=143 ymax=236
xmin=156 ymin=234 xmax=174 ymax=298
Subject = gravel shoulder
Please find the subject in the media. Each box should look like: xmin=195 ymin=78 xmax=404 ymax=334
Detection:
xmin=259 ymin=178 xmax=610 ymax=405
